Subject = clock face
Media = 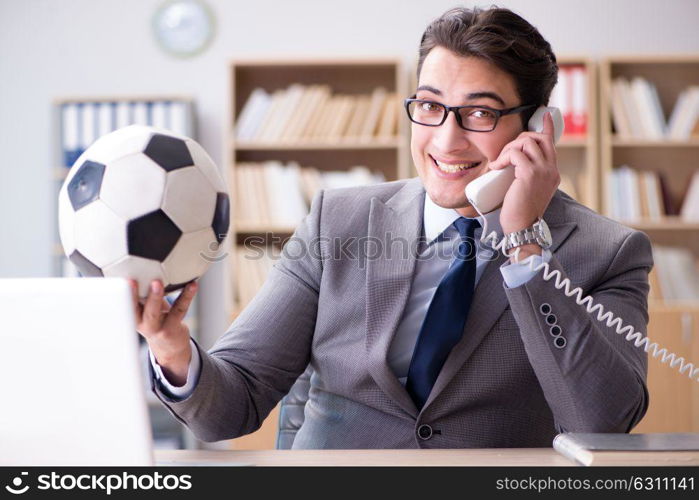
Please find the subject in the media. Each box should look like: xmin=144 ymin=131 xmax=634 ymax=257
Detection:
xmin=152 ymin=0 xmax=215 ymax=57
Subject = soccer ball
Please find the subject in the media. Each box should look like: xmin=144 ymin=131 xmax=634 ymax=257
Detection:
xmin=58 ymin=125 xmax=230 ymax=299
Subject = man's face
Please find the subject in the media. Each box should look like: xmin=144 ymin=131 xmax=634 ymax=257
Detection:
xmin=411 ymin=46 xmax=525 ymax=217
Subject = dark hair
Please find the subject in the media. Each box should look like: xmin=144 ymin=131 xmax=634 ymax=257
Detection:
xmin=417 ymin=6 xmax=558 ymax=126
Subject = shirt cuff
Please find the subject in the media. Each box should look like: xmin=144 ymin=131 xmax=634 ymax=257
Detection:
xmin=500 ymin=248 xmax=552 ymax=288
xmin=149 ymin=338 xmax=201 ymax=400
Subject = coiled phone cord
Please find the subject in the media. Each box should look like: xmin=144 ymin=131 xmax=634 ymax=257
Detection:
xmin=474 ymin=206 xmax=699 ymax=383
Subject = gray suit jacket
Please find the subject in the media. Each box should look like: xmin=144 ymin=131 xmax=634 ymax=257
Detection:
xmin=150 ymin=177 xmax=653 ymax=448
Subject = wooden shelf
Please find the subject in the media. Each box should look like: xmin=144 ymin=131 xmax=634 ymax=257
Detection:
xmin=234 ymin=139 xmax=401 ymax=151
xmin=612 ymin=138 xmax=699 ymax=147
xmin=618 ymin=217 xmax=699 ymax=230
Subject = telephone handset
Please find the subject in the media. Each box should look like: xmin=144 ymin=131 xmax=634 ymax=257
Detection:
xmin=466 ymin=105 xmax=699 ymax=384
xmin=465 ymin=106 xmax=565 ymax=214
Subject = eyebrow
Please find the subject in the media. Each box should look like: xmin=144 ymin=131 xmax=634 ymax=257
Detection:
xmin=415 ymin=85 xmax=506 ymax=106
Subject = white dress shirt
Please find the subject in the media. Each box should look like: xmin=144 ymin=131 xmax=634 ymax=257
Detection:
xmin=151 ymin=193 xmax=551 ymax=397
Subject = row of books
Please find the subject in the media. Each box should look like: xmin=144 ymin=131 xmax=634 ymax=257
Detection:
xmin=609 ymin=166 xmax=699 ymax=220
xmin=548 ymin=64 xmax=588 ymax=136
xmin=605 ymin=166 xmax=699 ymax=221
xmin=606 ymin=166 xmax=669 ymax=220
xmin=649 ymin=245 xmax=699 ymax=301
xmin=611 ymin=77 xmax=699 ymax=140
xmin=233 ymin=161 xmax=385 ymax=227
xmin=60 ymin=99 xmax=193 ymax=168
xmin=234 ymin=85 xmax=399 ymax=143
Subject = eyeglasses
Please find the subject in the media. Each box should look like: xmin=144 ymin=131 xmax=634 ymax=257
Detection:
xmin=404 ymin=96 xmax=535 ymax=132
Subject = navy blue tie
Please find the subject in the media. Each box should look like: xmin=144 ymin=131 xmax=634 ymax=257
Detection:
xmin=406 ymin=217 xmax=480 ymax=409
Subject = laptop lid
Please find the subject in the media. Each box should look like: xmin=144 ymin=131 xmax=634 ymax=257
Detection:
xmin=0 ymin=278 xmax=153 ymax=466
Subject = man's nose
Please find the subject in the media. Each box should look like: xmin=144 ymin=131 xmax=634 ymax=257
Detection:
xmin=432 ymin=110 xmax=472 ymax=152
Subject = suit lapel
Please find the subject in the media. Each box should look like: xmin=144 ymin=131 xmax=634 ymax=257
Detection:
xmin=423 ymin=192 xmax=577 ymax=410
xmin=365 ymin=178 xmax=424 ymax=418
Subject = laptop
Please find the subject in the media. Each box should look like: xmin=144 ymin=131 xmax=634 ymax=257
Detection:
xmin=0 ymin=278 xmax=154 ymax=466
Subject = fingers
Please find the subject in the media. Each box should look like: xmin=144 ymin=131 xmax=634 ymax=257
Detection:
xmin=489 ymin=129 xmax=555 ymax=172
xmin=488 ymin=140 xmax=538 ymax=172
xmin=129 ymin=279 xmax=143 ymax=320
xmin=142 ymin=280 xmax=166 ymax=332
xmin=164 ymin=281 xmax=198 ymax=328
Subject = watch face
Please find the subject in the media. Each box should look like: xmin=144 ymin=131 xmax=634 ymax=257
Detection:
xmin=152 ymin=0 xmax=215 ymax=57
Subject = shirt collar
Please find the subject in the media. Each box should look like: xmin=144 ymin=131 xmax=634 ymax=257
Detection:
xmin=423 ymin=191 xmax=503 ymax=244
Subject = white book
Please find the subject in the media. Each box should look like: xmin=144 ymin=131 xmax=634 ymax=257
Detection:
xmin=617 ymin=79 xmax=645 ymax=139
xmin=630 ymin=77 xmax=660 ymax=140
xmin=672 ymin=87 xmax=699 ymax=140
xmin=377 ymin=93 xmax=398 ymax=139
xmin=79 ymin=102 xmax=98 ymax=152
xmin=610 ymin=80 xmax=632 ymax=138
xmin=267 ymin=84 xmax=305 ymax=142
xmin=253 ymin=90 xmax=285 ymax=142
xmin=642 ymin=171 xmax=661 ymax=220
xmin=151 ymin=101 xmax=168 ymax=129
xmin=132 ymin=101 xmax=149 ymax=126
xmin=284 ymin=162 xmax=311 ymax=222
xmin=61 ymin=103 xmax=80 ymax=167
xmin=359 ymin=87 xmax=387 ymax=141
xmin=624 ymin=166 xmax=642 ymax=219
xmin=646 ymin=81 xmax=667 ymax=138
xmin=242 ymin=90 xmax=273 ymax=141
xmin=96 ymin=102 xmax=114 ymax=138
xmin=280 ymin=85 xmax=319 ymax=142
xmin=680 ymin=171 xmax=699 ymax=221
xmin=263 ymin=161 xmax=289 ymax=225
xmin=235 ymin=88 xmax=266 ymax=140
xmin=169 ymin=101 xmax=191 ymax=136
xmin=115 ymin=101 xmax=131 ymax=129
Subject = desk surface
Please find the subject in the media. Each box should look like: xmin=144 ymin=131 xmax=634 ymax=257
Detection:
xmin=154 ymin=448 xmax=574 ymax=467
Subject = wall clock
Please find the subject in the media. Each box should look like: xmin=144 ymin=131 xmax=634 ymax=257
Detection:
xmin=152 ymin=0 xmax=215 ymax=58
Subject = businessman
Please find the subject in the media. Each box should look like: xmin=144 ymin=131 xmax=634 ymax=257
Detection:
xmin=134 ymin=6 xmax=652 ymax=448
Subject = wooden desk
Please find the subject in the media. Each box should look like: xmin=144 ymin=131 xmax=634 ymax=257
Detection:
xmin=154 ymin=448 xmax=575 ymax=466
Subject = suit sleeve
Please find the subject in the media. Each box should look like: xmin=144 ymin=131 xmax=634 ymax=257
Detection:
xmin=503 ymin=230 xmax=653 ymax=433
xmin=149 ymin=190 xmax=324 ymax=442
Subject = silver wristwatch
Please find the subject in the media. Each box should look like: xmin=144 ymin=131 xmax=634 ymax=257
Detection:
xmin=504 ymin=218 xmax=552 ymax=250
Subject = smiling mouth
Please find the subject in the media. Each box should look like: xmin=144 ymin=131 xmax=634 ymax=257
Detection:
xmin=431 ymin=155 xmax=482 ymax=173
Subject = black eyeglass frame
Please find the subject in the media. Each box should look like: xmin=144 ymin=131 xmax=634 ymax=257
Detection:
xmin=404 ymin=95 xmax=536 ymax=132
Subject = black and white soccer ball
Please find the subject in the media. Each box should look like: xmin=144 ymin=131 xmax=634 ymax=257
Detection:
xmin=58 ymin=125 xmax=230 ymax=298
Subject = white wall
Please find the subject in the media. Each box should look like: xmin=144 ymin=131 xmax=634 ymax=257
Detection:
xmin=2 ymin=0 xmax=698 ymax=344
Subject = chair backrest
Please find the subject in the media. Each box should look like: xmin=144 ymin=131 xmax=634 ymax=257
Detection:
xmin=275 ymin=364 xmax=313 ymax=449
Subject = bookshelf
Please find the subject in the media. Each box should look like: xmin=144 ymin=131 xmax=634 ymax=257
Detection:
xmin=227 ymin=58 xmax=408 ymax=313
xmin=600 ymin=56 xmax=699 ymax=433
xmin=52 ymin=96 xmax=201 ymax=450
xmin=600 ymin=56 xmax=699 ymax=301
xmin=225 ymin=58 xmax=407 ymax=450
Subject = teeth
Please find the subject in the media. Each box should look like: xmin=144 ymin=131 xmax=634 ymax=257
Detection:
xmin=434 ymin=159 xmax=480 ymax=173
